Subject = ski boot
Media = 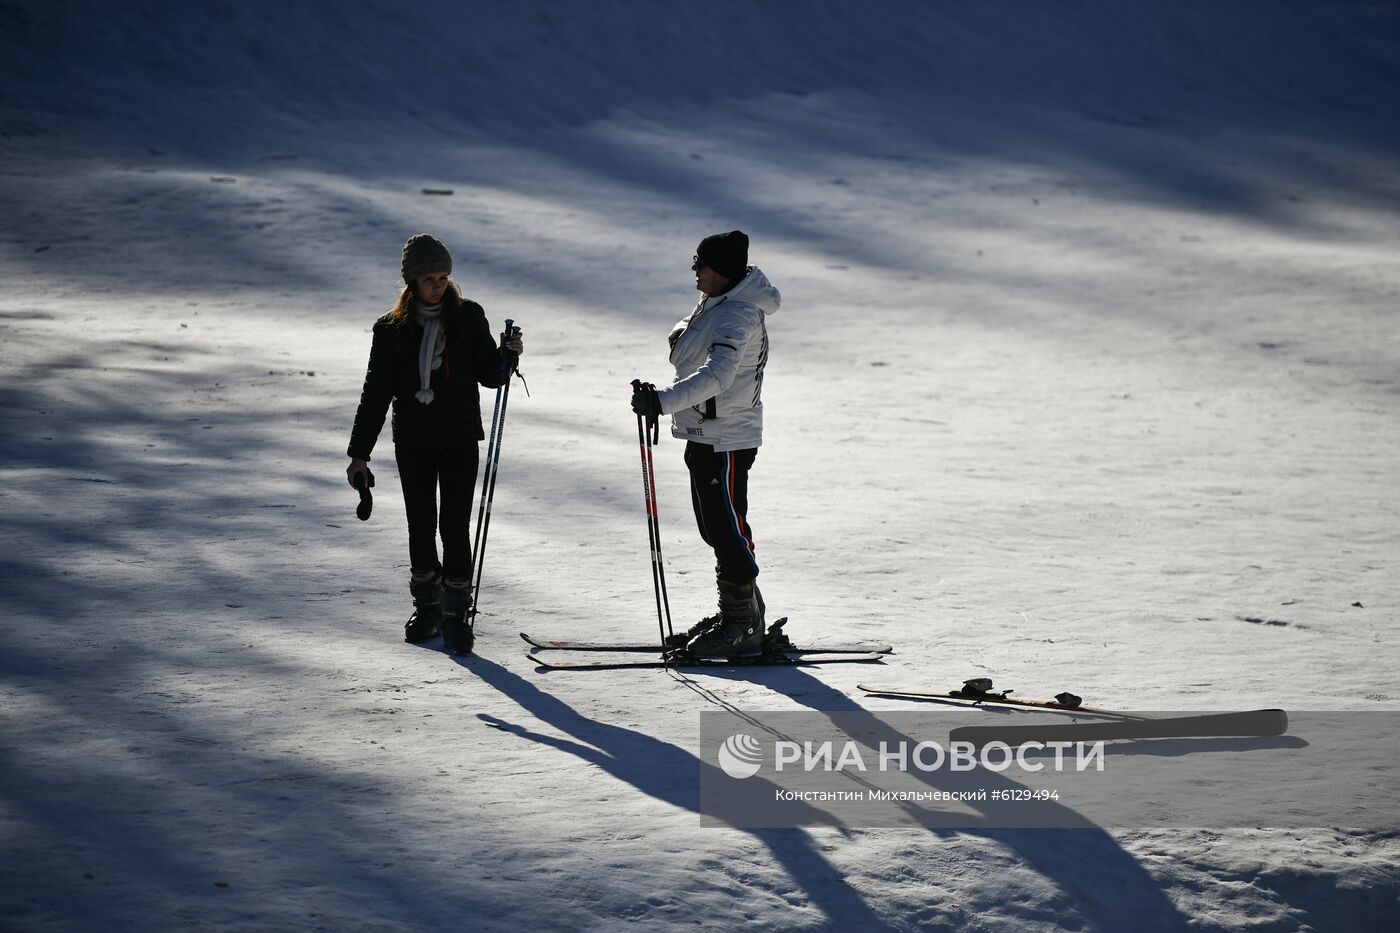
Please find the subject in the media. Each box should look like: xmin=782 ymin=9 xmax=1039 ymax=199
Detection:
xmin=668 ymin=575 xmax=768 ymax=649
xmin=667 ymin=612 xmax=719 ymax=649
xmin=685 ymin=579 xmax=764 ymax=658
xmin=441 ymin=578 xmax=475 ymax=656
xmin=404 ymin=570 xmax=443 ymax=644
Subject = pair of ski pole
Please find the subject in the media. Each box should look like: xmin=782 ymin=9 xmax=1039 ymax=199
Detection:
xmin=465 ymin=320 xmax=524 ymax=651
xmin=632 ymin=380 xmax=675 ymax=656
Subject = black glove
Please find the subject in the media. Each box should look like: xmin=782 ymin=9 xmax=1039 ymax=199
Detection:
xmin=349 ymin=463 xmax=375 ymax=521
xmin=631 ymin=383 xmax=662 ymax=418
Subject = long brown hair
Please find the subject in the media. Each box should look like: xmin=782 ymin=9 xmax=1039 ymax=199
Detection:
xmin=386 ymin=280 xmax=465 ymax=348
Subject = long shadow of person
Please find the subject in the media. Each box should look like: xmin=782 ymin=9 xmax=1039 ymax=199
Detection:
xmin=730 ymin=665 xmax=1197 ymax=932
xmin=464 ymin=653 xmax=898 ymax=930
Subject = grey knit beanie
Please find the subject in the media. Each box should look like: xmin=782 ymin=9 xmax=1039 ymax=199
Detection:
xmin=696 ymin=230 xmax=749 ymax=281
xmin=401 ymin=234 xmax=453 ymax=284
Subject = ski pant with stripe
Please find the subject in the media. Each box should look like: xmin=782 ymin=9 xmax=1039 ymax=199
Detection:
xmin=394 ymin=441 xmax=479 ymax=583
xmin=683 ymin=441 xmax=759 ymax=586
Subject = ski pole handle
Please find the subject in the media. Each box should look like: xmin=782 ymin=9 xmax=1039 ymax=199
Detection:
xmin=500 ymin=319 xmax=523 ymax=378
xmin=631 ymin=379 xmax=661 ymax=442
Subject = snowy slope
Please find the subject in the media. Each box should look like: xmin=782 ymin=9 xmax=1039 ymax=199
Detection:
xmin=3 ymin=1 xmax=1400 ymax=930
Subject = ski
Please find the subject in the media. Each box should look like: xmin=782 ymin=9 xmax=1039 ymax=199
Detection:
xmin=858 ymin=680 xmax=1146 ymax=721
xmin=521 ymin=616 xmax=892 ymax=655
xmin=951 ymin=709 xmax=1288 ymax=746
xmin=521 ymin=633 xmax=891 ymax=655
xmin=531 ymin=650 xmax=887 ymax=671
xmin=859 ymin=681 xmax=1289 ymax=740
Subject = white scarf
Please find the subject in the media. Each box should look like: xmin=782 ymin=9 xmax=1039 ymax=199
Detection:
xmin=414 ymin=302 xmax=446 ymax=405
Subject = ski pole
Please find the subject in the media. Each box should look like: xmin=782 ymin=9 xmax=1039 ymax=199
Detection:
xmin=469 ymin=321 xmax=521 ymax=631
xmin=471 ymin=319 xmax=511 ymax=583
xmin=642 ymin=404 xmax=674 ymax=643
xmin=632 ymin=379 xmax=674 ymax=655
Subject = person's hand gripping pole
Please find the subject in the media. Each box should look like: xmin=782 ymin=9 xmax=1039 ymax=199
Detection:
xmin=631 ymin=379 xmax=673 ymax=652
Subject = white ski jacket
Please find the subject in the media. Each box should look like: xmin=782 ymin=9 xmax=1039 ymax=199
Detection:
xmin=657 ymin=266 xmax=780 ymax=452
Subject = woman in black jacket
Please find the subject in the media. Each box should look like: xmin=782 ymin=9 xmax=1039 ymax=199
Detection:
xmin=347 ymin=234 xmax=524 ymax=654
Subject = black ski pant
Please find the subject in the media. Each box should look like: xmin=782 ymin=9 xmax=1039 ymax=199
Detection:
xmin=394 ymin=441 xmax=479 ymax=583
xmin=684 ymin=441 xmax=759 ymax=586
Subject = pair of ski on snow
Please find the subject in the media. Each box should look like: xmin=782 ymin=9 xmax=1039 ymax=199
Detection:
xmin=524 ymin=616 xmax=891 ymax=670
xmin=522 ymin=634 xmax=1289 ymax=741
xmin=857 ymin=678 xmax=1288 ymax=743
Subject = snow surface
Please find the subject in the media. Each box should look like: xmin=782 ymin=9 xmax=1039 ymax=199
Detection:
xmin=3 ymin=1 xmax=1400 ymax=930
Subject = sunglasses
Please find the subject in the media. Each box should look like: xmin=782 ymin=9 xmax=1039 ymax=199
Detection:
xmin=691 ymin=255 xmax=706 ymax=272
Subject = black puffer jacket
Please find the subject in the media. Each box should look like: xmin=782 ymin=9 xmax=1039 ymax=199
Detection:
xmin=348 ymin=299 xmax=508 ymax=459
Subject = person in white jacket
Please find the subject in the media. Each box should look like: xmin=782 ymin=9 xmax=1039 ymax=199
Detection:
xmin=631 ymin=230 xmax=781 ymax=658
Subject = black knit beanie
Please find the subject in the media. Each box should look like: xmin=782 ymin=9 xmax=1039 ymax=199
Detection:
xmin=696 ymin=230 xmax=749 ymax=281
xmin=401 ymin=234 xmax=453 ymax=284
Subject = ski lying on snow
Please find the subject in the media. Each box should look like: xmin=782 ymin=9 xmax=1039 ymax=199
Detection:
xmin=530 ymin=651 xmax=887 ymax=671
xmin=520 ymin=617 xmax=892 ymax=655
xmin=859 ymin=681 xmax=1288 ymax=740
xmin=858 ymin=683 xmax=1143 ymax=721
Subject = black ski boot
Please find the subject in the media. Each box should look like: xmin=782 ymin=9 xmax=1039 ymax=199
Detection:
xmin=667 ymin=611 xmax=719 ymax=648
xmin=404 ymin=570 xmax=443 ymax=644
xmin=441 ymin=578 xmax=474 ymax=656
xmin=686 ymin=579 xmax=763 ymax=658
xmin=672 ymin=577 xmax=768 ymax=650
